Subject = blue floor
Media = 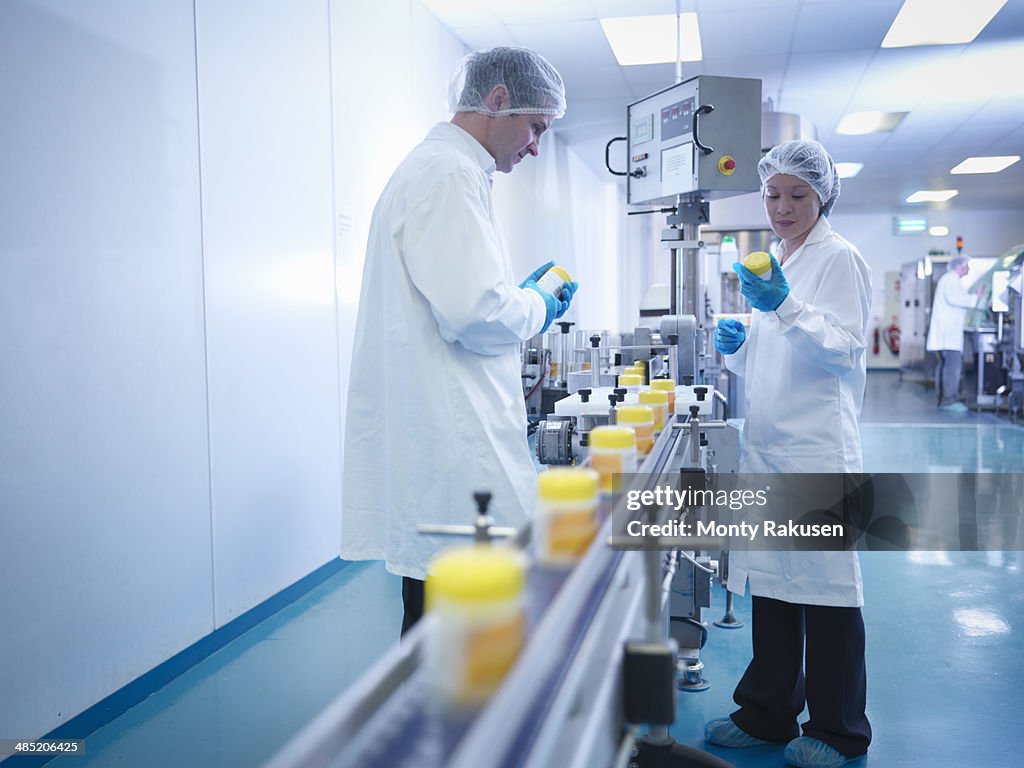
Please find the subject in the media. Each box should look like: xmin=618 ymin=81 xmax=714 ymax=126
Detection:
xmin=41 ymin=371 xmax=1024 ymax=767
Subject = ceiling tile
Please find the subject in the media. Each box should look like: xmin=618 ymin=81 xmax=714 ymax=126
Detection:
xmin=791 ymin=0 xmax=903 ymax=53
xmin=698 ymin=5 xmax=800 ymax=57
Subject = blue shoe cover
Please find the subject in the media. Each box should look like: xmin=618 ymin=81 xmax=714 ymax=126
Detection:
xmin=704 ymin=717 xmax=768 ymax=748
xmin=784 ymin=736 xmax=852 ymax=768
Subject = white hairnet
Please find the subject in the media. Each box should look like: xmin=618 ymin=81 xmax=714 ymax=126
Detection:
xmin=448 ymin=47 xmax=566 ymax=118
xmin=758 ymin=140 xmax=841 ymax=217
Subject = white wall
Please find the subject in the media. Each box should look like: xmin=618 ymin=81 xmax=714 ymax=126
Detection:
xmin=194 ymin=0 xmax=341 ymax=625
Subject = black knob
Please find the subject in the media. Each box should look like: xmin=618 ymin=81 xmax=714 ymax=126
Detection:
xmin=590 ymin=334 xmax=601 ymax=347
xmin=609 ymin=394 xmax=618 ymax=407
xmin=557 ymin=321 xmax=575 ymax=333
xmin=614 ymin=387 xmax=627 ymax=396
xmin=616 ymin=393 xmax=626 ymax=403
xmin=473 ymin=491 xmax=492 ymax=515
xmin=667 ymin=334 xmax=679 ymax=345
xmin=614 ymin=353 xmax=622 ymax=366
xmin=700 ymin=436 xmax=709 ymax=447
xmin=579 ymin=388 xmax=592 ymax=403
xmin=689 ymin=405 xmax=700 ymax=417
xmin=683 ymin=375 xmax=694 ymax=385
xmin=694 ymin=386 xmax=708 ymax=401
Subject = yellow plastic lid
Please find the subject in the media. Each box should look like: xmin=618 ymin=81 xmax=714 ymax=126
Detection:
xmin=639 ymin=390 xmax=669 ymax=405
xmin=538 ymin=467 xmax=599 ymax=502
xmin=743 ymin=251 xmax=771 ymax=276
xmin=619 ymin=374 xmax=644 ymax=387
xmin=589 ymin=425 xmax=636 ymax=449
xmin=548 ymin=265 xmax=572 ymax=283
xmin=632 ymin=360 xmax=647 ymax=367
xmin=623 ymin=365 xmax=643 ymax=375
xmin=650 ymin=379 xmax=676 ymax=392
xmin=616 ymin=405 xmax=655 ymax=424
xmin=427 ymin=546 xmax=525 ymax=604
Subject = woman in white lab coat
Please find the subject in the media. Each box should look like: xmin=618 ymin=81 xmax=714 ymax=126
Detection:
xmin=706 ymin=140 xmax=873 ymax=768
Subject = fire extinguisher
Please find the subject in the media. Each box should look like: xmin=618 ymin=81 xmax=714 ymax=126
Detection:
xmin=884 ymin=322 xmax=900 ymax=354
xmin=873 ymin=327 xmax=880 ymax=355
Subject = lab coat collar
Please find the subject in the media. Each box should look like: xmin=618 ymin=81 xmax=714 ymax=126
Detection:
xmin=428 ymin=122 xmax=497 ymax=178
xmin=781 ymin=215 xmax=833 ymax=266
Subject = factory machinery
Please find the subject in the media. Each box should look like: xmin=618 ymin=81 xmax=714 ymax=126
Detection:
xmin=263 ymin=75 xmax=762 ymax=768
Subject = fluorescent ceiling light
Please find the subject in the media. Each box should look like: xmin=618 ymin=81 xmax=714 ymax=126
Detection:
xmin=882 ymin=0 xmax=1008 ymax=48
xmin=898 ymin=218 xmax=927 ymax=233
xmin=906 ymin=190 xmax=958 ymax=203
xmin=600 ymin=13 xmax=702 ymax=66
xmin=835 ymin=163 xmax=863 ymax=178
xmin=929 ymin=225 xmax=950 ymax=236
xmin=950 ymin=155 xmax=1020 ymax=174
xmin=836 ymin=111 xmax=908 ymax=135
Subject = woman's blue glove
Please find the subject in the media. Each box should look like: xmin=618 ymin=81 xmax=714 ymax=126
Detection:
xmin=734 ymin=252 xmax=789 ymax=312
xmin=714 ymin=318 xmax=747 ymax=355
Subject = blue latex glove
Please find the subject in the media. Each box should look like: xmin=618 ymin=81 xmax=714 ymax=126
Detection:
xmin=554 ymin=280 xmax=578 ymax=319
xmin=522 ymin=278 xmax=561 ymax=333
xmin=733 ymin=252 xmax=789 ymax=312
xmin=714 ymin=318 xmax=746 ymax=355
xmin=519 ymin=261 xmax=555 ymax=288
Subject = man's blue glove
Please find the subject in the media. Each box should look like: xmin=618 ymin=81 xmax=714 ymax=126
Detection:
xmin=734 ymin=252 xmax=789 ymax=312
xmin=519 ymin=261 xmax=555 ymax=288
xmin=521 ymin=261 xmax=575 ymax=332
xmin=714 ymin=318 xmax=747 ymax=355
xmin=554 ymin=280 xmax=578 ymax=319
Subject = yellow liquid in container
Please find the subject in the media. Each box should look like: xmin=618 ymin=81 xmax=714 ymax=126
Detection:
xmin=536 ymin=468 xmax=599 ymax=567
xmin=638 ymin=389 xmax=669 ymax=432
xmin=650 ymin=379 xmax=676 ymax=415
xmin=426 ymin=546 xmax=526 ymax=709
xmin=616 ymin=404 xmax=655 ymax=457
xmin=589 ymin=425 xmax=637 ymax=493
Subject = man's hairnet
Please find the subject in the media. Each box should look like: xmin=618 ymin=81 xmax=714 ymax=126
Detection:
xmin=758 ymin=140 xmax=841 ymax=217
xmin=448 ymin=47 xmax=566 ymax=118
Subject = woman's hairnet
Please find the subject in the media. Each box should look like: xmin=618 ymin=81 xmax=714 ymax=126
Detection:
xmin=448 ymin=47 xmax=566 ymax=118
xmin=758 ymin=140 xmax=841 ymax=217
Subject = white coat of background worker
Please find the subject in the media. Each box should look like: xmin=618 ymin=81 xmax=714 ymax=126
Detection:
xmin=340 ymin=47 xmax=575 ymax=636
xmin=708 ymin=140 xmax=873 ymax=768
xmin=926 ymin=256 xmax=981 ymax=413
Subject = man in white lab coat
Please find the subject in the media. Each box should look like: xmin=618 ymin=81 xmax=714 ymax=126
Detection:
xmin=926 ymin=256 xmax=980 ymax=413
xmin=340 ymin=48 xmax=574 ymax=635
xmin=708 ymin=140 xmax=872 ymax=768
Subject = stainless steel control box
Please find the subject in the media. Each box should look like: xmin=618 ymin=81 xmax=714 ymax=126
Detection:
xmin=627 ymin=75 xmax=762 ymax=205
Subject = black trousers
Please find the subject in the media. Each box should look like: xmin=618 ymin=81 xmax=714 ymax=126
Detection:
xmin=730 ymin=596 xmax=872 ymax=758
xmin=401 ymin=576 xmax=425 ymax=636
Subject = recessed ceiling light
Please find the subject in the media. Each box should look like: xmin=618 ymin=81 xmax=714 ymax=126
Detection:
xmin=929 ymin=225 xmax=950 ymax=236
xmin=882 ymin=0 xmax=1008 ymax=48
xmin=950 ymin=155 xmax=1021 ymax=174
xmin=600 ymin=13 xmax=702 ymax=66
xmin=835 ymin=163 xmax=863 ymax=178
xmin=906 ymin=190 xmax=958 ymax=203
xmin=836 ymin=111 xmax=908 ymax=135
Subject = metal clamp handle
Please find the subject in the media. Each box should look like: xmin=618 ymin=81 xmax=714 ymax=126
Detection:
xmin=692 ymin=104 xmax=715 ymax=155
xmin=605 ymin=136 xmax=628 ymax=176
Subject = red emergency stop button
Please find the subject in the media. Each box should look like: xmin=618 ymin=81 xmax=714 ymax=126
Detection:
xmin=718 ymin=155 xmax=737 ymax=175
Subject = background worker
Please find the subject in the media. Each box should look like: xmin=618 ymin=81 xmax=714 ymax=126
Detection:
xmin=926 ymin=256 xmax=981 ymax=413
xmin=340 ymin=47 xmax=576 ymax=636
xmin=709 ymin=140 xmax=873 ymax=768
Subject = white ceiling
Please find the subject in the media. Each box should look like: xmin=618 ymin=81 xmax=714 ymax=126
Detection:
xmin=421 ymin=0 xmax=1024 ymax=214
